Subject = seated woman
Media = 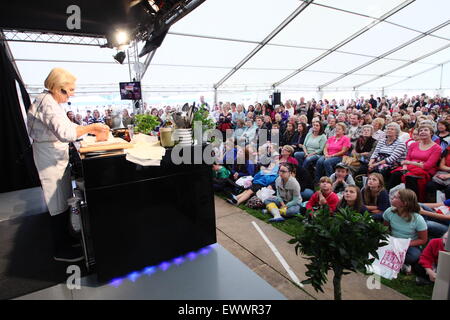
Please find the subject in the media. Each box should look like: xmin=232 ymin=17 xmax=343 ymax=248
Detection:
xmin=412 ymin=232 xmax=448 ymax=285
xmin=263 ymin=163 xmax=302 ymax=222
xmin=336 ymin=185 xmax=368 ymax=214
xmin=362 ymin=173 xmax=390 ymax=222
xmin=280 ymin=122 xmax=298 ymax=147
xmin=434 ymin=120 xmax=450 ymax=153
xmin=278 ymin=145 xmax=299 ymax=166
xmin=397 ymin=118 xmax=411 ymax=143
xmin=372 ymin=118 xmax=385 ymax=141
xmin=383 ymin=189 xmax=428 ymax=267
xmin=295 ymin=122 xmax=309 ymax=150
xmin=294 ymin=121 xmax=327 ymax=170
xmin=419 ymin=199 xmax=450 ymax=239
xmin=227 ymin=153 xmax=279 ymax=206
xmin=315 ymin=122 xmax=352 ymax=182
xmin=349 ymin=124 xmax=377 ymax=176
xmin=306 ymin=176 xmax=340 ymax=215
xmin=368 ymin=122 xmax=407 ymax=185
xmin=388 ymin=124 xmax=442 ymax=202
xmin=405 ymin=128 xmax=419 ymax=148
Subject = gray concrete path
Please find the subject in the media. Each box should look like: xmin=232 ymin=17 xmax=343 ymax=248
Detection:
xmin=214 ymin=195 xmax=409 ymax=300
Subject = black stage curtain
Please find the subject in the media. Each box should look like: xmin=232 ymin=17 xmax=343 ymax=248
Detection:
xmin=0 ymin=40 xmax=40 ymax=192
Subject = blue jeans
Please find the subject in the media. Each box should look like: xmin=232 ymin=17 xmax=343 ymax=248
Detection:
xmin=420 ymin=204 xmax=450 ymax=238
xmin=315 ymin=156 xmax=343 ymax=182
xmin=294 ymin=152 xmax=320 ymax=169
xmin=263 ymin=197 xmax=300 ymax=217
xmin=301 ymin=188 xmax=314 ymax=201
xmin=405 ymin=246 xmax=422 ymax=265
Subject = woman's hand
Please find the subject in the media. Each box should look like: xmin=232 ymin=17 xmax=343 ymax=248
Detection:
xmin=233 ymin=172 xmax=239 ymax=180
xmin=437 ymin=173 xmax=450 ymax=180
xmin=93 ymin=123 xmax=110 ymax=142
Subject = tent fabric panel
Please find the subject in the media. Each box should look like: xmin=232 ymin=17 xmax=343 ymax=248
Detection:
xmin=170 ymin=0 xmax=302 ymax=43
xmin=268 ymin=5 xmax=375 ymax=49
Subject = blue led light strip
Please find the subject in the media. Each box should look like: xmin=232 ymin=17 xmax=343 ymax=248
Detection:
xmin=109 ymin=243 xmax=218 ymax=287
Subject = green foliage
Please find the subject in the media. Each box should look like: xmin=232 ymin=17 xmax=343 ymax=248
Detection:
xmin=288 ymin=206 xmax=389 ymax=300
xmin=134 ymin=114 xmax=160 ymax=135
xmin=192 ymin=106 xmax=215 ymax=131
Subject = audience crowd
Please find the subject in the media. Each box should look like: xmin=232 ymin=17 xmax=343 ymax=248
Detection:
xmin=70 ymin=93 xmax=450 ymax=286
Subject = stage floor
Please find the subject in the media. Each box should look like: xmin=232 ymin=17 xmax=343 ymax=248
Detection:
xmin=16 ymin=244 xmax=286 ymax=300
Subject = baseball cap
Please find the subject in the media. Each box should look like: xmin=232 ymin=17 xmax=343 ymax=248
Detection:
xmin=335 ymin=162 xmax=349 ymax=170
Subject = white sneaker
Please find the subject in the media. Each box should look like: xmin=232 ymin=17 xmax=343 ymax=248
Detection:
xmin=401 ymin=264 xmax=412 ymax=274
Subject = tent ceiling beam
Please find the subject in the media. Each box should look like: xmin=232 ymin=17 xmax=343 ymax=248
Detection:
xmin=213 ymin=0 xmax=314 ymax=90
xmin=272 ymin=0 xmax=415 ymax=88
xmin=318 ymin=20 xmax=450 ymax=89
xmin=383 ymin=59 xmax=450 ymax=89
xmin=168 ymin=31 xmax=440 ymax=67
xmin=355 ymin=43 xmax=450 ymax=89
xmin=0 ymin=29 xmax=107 ymax=46
xmin=140 ymin=49 xmax=158 ymax=80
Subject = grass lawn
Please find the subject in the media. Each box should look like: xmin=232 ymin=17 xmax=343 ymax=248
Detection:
xmin=216 ymin=193 xmax=434 ymax=300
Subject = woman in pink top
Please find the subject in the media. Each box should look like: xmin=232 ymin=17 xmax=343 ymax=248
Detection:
xmin=315 ymin=122 xmax=352 ymax=182
xmin=389 ymin=124 xmax=442 ymax=201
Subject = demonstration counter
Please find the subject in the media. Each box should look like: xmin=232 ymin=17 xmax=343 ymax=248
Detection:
xmin=72 ymin=145 xmax=216 ymax=283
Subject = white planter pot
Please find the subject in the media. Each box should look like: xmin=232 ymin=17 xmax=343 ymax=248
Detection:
xmin=174 ymin=128 xmax=193 ymax=145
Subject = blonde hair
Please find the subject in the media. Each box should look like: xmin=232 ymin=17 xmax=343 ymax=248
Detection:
xmin=319 ymin=176 xmax=333 ymax=184
xmin=282 ymin=145 xmax=294 ymax=155
xmin=372 ymin=118 xmax=385 ymax=130
xmin=44 ymin=68 xmax=76 ymax=92
xmin=298 ymin=115 xmax=308 ymax=123
xmin=336 ymin=122 xmax=347 ymax=133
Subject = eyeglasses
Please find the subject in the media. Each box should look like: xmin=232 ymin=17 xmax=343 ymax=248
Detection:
xmin=278 ymin=170 xmax=289 ymax=173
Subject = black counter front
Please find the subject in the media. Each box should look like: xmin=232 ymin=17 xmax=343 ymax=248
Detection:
xmin=76 ymin=146 xmax=216 ymax=283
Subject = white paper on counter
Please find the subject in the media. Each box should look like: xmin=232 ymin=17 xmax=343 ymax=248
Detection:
xmin=125 ymin=154 xmax=161 ymax=166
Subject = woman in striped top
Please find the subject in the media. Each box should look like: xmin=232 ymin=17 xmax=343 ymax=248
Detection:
xmin=368 ymin=122 xmax=407 ymax=185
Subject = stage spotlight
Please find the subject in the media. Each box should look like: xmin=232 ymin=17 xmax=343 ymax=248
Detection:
xmin=116 ymin=30 xmax=129 ymax=46
xmin=113 ymin=51 xmax=126 ymax=64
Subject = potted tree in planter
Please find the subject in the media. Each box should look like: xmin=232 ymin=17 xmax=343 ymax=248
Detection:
xmin=288 ymin=206 xmax=389 ymax=300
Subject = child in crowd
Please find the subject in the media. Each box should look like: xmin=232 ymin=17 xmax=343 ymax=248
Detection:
xmin=336 ymin=185 xmax=368 ymax=214
xmin=362 ymin=173 xmax=390 ymax=222
xmin=212 ymin=163 xmax=231 ymax=192
xmin=413 ymin=232 xmax=448 ymax=285
xmin=263 ymin=163 xmax=302 ymax=222
xmin=330 ymin=162 xmax=355 ymax=199
xmin=384 ymin=189 xmax=428 ymax=268
xmin=306 ymin=176 xmax=340 ymax=215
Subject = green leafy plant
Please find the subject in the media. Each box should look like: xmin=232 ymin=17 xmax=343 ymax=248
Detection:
xmin=288 ymin=206 xmax=389 ymax=300
xmin=134 ymin=114 xmax=160 ymax=135
xmin=192 ymin=106 xmax=215 ymax=131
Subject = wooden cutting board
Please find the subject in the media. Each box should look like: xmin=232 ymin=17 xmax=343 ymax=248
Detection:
xmin=79 ymin=142 xmax=133 ymax=153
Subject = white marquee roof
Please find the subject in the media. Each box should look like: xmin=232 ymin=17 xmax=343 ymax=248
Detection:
xmin=4 ymin=0 xmax=450 ymax=103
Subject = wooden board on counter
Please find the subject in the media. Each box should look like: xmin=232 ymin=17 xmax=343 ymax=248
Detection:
xmin=79 ymin=142 xmax=133 ymax=153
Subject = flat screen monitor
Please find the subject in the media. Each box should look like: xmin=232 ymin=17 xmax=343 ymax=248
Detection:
xmin=119 ymin=81 xmax=142 ymax=100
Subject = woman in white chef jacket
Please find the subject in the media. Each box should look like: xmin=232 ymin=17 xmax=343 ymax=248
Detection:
xmin=27 ymin=68 xmax=109 ymax=262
